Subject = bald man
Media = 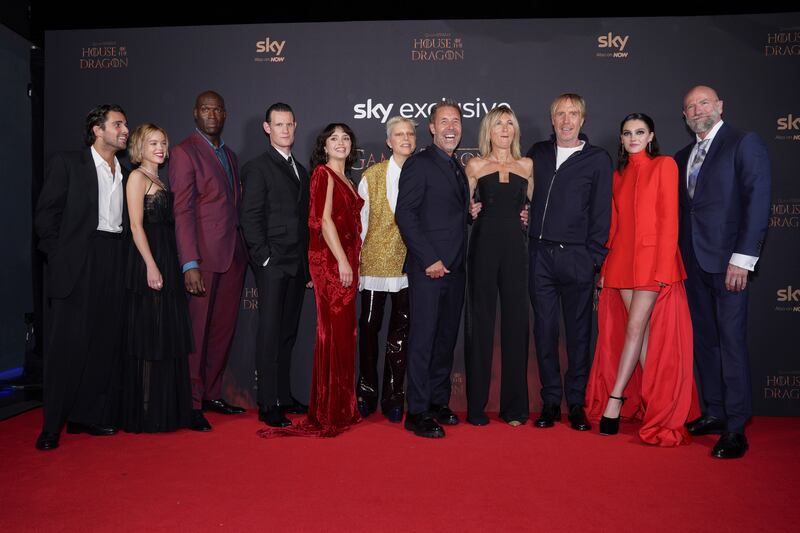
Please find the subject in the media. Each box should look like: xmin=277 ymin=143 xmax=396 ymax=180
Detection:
xmin=171 ymin=91 xmax=248 ymax=431
xmin=676 ymin=85 xmax=771 ymax=459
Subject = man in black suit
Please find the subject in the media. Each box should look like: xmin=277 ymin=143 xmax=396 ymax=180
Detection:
xmin=395 ymin=100 xmax=469 ymax=438
xmin=676 ymin=85 xmax=771 ymax=459
xmin=240 ymin=102 xmax=311 ymax=427
xmin=34 ymin=104 xmax=130 ymax=450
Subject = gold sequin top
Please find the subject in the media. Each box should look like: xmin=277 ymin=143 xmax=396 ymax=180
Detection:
xmin=360 ymin=160 xmax=406 ymax=277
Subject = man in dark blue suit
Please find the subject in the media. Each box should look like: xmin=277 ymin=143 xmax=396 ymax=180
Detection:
xmin=676 ymin=85 xmax=771 ymax=459
xmin=395 ymin=100 xmax=469 ymax=438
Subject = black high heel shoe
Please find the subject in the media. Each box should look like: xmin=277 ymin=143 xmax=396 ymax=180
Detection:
xmin=599 ymin=395 xmax=627 ymax=436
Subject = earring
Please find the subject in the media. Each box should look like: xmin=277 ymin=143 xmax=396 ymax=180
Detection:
xmin=647 ymin=141 xmax=652 ymax=153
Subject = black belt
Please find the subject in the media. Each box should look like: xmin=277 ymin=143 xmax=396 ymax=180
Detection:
xmin=92 ymin=229 xmax=124 ymax=240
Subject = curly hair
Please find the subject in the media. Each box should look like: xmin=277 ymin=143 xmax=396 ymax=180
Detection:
xmin=83 ymin=104 xmax=126 ymax=147
xmin=309 ymin=123 xmax=358 ymax=173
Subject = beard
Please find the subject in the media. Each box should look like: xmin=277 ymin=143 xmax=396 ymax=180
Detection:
xmin=685 ymin=112 xmax=719 ymax=134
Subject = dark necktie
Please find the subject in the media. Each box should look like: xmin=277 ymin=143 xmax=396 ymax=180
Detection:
xmin=287 ymin=155 xmax=299 ymax=179
xmin=449 ymin=157 xmax=467 ymax=201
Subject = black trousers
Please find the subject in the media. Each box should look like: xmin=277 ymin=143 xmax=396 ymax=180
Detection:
xmin=42 ymin=231 xmax=125 ymax=433
xmin=254 ymin=265 xmax=306 ymax=408
xmin=529 ymin=240 xmax=595 ymax=408
xmin=465 ymin=227 xmax=529 ymax=422
xmin=406 ymin=269 xmax=465 ymax=415
xmin=357 ymin=288 xmax=409 ymax=413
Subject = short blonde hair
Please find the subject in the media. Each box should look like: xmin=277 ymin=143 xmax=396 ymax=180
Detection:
xmin=549 ymin=93 xmax=586 ymax=119
xmin=128 ymin=123 xmax=169 ymax=164
xmin=478 ymin=105 xmax=521 ymax=159
xmin=385 ymin=116 xmax=417 ymax=138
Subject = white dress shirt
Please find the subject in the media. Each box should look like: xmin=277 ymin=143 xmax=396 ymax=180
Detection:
xmin=91 ymin=146 xmax=123 ymax=233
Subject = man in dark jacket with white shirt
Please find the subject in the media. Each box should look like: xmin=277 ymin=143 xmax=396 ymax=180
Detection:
xmin=526 ymin=93 xmax=613 ymax=431
xmin=34 ymin=104 xmax=130 ymax=450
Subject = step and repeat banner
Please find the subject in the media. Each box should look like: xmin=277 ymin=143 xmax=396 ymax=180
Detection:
xmin=44 ymin=14 xmax=800 ymax=415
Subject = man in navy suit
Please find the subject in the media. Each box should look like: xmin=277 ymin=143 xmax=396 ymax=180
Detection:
xmin=676 ymin=85 xmax=771 ymax=459
xmin=395 ymin=100 xmax=469 ymax=438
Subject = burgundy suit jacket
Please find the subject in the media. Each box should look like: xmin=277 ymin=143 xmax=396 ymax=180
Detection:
xmin=170 ymin=131 xmax=241 ymax=273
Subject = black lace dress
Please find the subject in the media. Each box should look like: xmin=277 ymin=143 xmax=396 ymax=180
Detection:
xmin=122 ymin=188 xmax=193 ymax=432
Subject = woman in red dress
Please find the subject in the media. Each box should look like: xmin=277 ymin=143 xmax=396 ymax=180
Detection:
xmin=585 ymin=113 xmax=698 ymax=446
xmin=259 ymin=123 xmax=363 ymax=438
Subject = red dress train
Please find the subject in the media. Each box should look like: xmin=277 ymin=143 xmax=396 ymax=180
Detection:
xmin=585 ymin=152 xmax=699 ymax=446
xmin=585 ymin=284 xmax=700 ymax=445
xmin=259 ymin=164 xmax=363 ymax=438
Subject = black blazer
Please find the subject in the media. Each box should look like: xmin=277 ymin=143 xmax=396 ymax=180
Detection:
xmin=35 ymin=148 xmax=129 ymax=299
xmin=395 ymin=144 xmax=469 ymax=274
xmin=675 ymin=123 xmax=771 ymax=274
xmin=240 ymin=145 xmax=310 ymax=279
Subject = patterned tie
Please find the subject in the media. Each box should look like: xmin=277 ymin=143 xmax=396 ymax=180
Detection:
xmin=687 ymin=139 xmax=709 ymax=199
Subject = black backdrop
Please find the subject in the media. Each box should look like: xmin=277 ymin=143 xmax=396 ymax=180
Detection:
xmin=43 ymin=14 xmax=800 ymax=415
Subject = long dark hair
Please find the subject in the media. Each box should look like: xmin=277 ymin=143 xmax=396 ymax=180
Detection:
xmin=617 ymin=112 xmax=661 ymax=172
xmin=310 ymin=123 xmax=358 ymax=174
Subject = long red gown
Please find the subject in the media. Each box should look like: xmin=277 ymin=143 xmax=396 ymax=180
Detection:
xmin=585 ymin=152 xmax=700 ymax=446
xmin=258 ymin=164 xmax=363 ymax=438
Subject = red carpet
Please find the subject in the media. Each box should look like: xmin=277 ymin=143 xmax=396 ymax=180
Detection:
xmin=2 ymin=410 xmax=798 ymax=532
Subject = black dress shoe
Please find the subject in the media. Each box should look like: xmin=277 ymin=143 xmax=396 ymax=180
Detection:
xmin=534 ymin=404 xmax=561 ymax=428
xmin=281 ymin=397 xmax=308 ymax=415
xmin=66 ymin=422 xmax=117 ymax=436
xmin=36 ymin=431 xmax=60 ymax=450
xmin=189 ymin=409 xmax=212 ymax=432
xmin=685 ymin=415 xmax=726 ymax=436
xmin=404 ymin=412 xmax=445 ymax=438
xmin=712 ymin=432 xmax=748 ymax=459
xmin=202 ymin=398 xmax=246 ymax=415
xmin=383 ymin=407 xmax=404 ymax=423
xmin=258 ymin=406 xmax=291 ymax=428
xmin=568 ymin=405 xmax=591 ymax=431
xmin=467 ymin=412 xmax=490 ymax=426
xmin=430 ymin=404 xmax=459 ymax=425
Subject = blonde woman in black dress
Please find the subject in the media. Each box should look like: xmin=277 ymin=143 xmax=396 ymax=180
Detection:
xmin=464 ymin=106 xmax=533 ymax=426
xmin=123 ymin=124 xmax=193 ymax=432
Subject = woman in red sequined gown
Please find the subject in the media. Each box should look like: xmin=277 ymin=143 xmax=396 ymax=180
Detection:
xmin=585 ymin=113 xmax=699 ymax=446
xmin=259 ymin=123 xmax=363 ymax=438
